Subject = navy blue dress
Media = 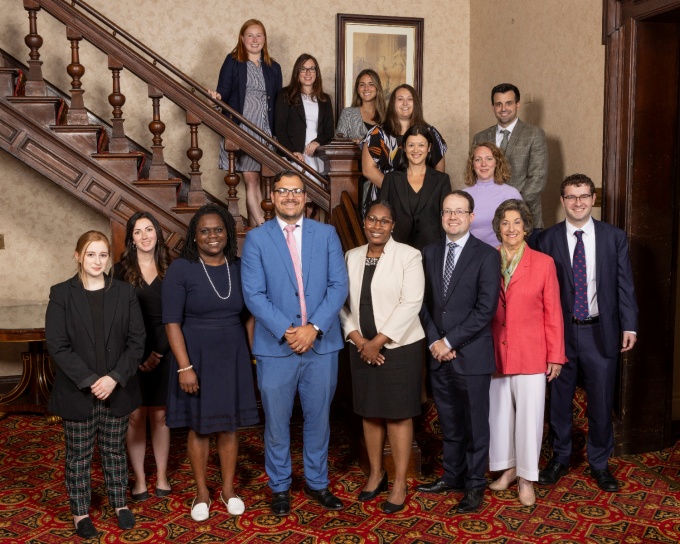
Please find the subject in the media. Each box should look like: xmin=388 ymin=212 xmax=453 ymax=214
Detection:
xmin=162 ymin=257 xmax=259 ymax=433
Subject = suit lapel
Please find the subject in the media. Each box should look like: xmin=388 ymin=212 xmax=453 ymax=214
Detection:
xmin=266 ymin=220 xmax=299 ymax=290
xmin=238 ymin=60 xmax=248 ymax=110
xmin=554 ymin=221 xmax=574 ymax=288
xmin=392 ymin=172 xmax=411 ymax=215
xmin=444 ymin=236 xmax=476 ymax=304
xmin=505 ymin=119 xmax=524 ymax=155
xmin=301 ymin=219 xmax=315 ymax=289
xmin=507 ymin=245 xmax=530 ymax=289
xmin=70 ymin=277 xmax=95 ymax=345
xmin=103 ymin=278 xmax=120 ymax=343
xmin=412 ymin=168 xmax=438 ymax=216
xmin=593 ymin=219 xmax=606 ymax=293
xmin=295 ymin=95 xmax=306 ymax=124
xmin=432 ymin=239 xmax=446 ymax=302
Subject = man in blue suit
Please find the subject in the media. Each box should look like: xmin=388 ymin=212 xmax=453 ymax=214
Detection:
xmin=241 ymin=170 xmax=348 ymax=515
xmin=418 ymin=191 xmax=500 ymax=513
xmin=536 ymin=174 xmax=638 ymax=492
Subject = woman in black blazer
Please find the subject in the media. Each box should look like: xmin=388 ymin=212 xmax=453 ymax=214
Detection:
xmin=379 ymin=124 xmax=452 ymax=250
xmin=275 ymin=53 xmax=334 ymax=173
xmin=46 ymin=231 xmax=145 ymax=538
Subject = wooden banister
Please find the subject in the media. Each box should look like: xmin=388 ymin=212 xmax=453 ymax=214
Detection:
xmin=34 ymin=0 xmax=332 ymax=211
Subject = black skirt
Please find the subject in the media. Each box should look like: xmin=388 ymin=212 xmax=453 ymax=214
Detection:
xmin=349 ymin=340 xmax=423 ymax=419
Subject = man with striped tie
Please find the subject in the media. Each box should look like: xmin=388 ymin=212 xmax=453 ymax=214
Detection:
xmin=418 ymin=190 xmax=500 ymax=513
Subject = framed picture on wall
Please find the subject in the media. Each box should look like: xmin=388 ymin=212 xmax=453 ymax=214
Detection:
xmin=335 ymin=14 xmax=424 ymax=119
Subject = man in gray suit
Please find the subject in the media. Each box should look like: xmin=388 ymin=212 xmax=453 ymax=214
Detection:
xmin=472 ymin=83 xmax=548 ymax=228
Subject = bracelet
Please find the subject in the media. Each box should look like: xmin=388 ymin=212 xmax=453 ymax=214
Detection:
xmin=177 ymin=365 xmax=193 ymax=373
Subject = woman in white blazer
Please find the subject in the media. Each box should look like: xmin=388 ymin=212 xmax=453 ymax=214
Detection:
xmin=340 ymin=199 xmax=425 ymax=514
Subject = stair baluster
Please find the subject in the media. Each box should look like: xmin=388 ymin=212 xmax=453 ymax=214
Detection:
xmin=147 ymin=84 xmax=169 ymax=180
xmin=261 ymin=166 xmax=275 ymax=221
xmin=222 ymin=138 xmax=246 ymax=232
xmin=107 ymin=55 xmax=128 ymax=153
xmin=185 ymin=111 xmax=207 ymax=207
xmin=65 ymin=27 xmax=87 ymax=125
xmin=23 ymin=0 xmax=46 ymax=96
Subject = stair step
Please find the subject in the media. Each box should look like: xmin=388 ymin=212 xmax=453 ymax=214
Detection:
xmin=6 ymin=96 xmax=62 ymax=126
xmin=0 ymin=67 xmax=17 ymax=98
xmin=92 ymin=152 xmax=143 ymax=183
xmin=134 ymin=178 xmax=181 ymax=208
xmin=171 ymin=204 xmax=202 ymax=215
xmin=50 ymin=124 xmax=100 ymax=155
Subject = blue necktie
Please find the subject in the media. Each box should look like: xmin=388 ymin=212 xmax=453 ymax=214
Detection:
xmin=573 ymin=230 xmax=588 ymax=320
xmin=443 ymin=242 xmax=458 ymax=297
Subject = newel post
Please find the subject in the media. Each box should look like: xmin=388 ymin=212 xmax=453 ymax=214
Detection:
xmin=316 ymin=138 xmax=361 ymax=217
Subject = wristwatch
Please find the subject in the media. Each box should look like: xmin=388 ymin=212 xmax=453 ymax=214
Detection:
xmin=309 ymin=322 xmax=323 ymax=338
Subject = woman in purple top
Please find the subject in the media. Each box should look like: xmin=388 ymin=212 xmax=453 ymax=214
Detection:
xmin=462 ymin=142 xmax=522 ymax=247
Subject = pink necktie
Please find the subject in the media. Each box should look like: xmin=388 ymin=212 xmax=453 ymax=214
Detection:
xmin=284 ymin=225 xmax=307 ymax=325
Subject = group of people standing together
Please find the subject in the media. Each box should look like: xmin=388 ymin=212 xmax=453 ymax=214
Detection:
xmin=43 ymin=17 xmax=639 ymax=540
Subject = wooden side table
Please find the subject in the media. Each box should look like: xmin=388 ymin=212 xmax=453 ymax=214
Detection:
xmin=0 ymin=303 xmax=59 ymax=422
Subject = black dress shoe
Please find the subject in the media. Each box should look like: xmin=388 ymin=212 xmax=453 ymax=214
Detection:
xmin=456 ymin=487 xmax=485 ymax=514
xmin=303 ymin=484 xmax=344 ymax=510
xmin=416 ymin=477 xmax=465 ymax=494
xmin=155 ymin=487 xmax=172 ymax=498
xmin=271 ymin=490 xmax=290 ymax=516
xmin=131 ymin=490 xmax=149 ymax=501
xmin=538 ymin=459 xmax=569 ymax=485
xmin=591 ymin=468 xmax=619 ymax=492
xmin=381 ymin=499 xmax=405 ymax=514
xmin=358 ymin=471 xmax=388 ymax=501
xmin=75 ymin=517 xmax=98 ymax=539
xmin=117 ymin=508 xmax=135 ymax=530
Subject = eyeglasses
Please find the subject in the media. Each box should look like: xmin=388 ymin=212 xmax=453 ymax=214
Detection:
xmin=365 ymin=215 xmax=393 ymax=227
xmin=563 ymin=194 xmax=593 ymax=202
xmin=299 ymin=66 xmax=317 ymax=74
xmin=441 ymin=209 xmax=471 ymax=217
xmin=273 ymin=188 xmax=306 ymax=196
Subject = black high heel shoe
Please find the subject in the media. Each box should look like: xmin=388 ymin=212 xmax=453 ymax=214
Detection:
xmin=358 ymin=470 xmax=388 ymax=501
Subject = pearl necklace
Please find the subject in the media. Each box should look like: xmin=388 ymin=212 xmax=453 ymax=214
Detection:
xmin=199 ymin=257 xmax=231 ymax=300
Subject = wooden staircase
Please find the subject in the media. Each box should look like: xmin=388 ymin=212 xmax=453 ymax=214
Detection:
xmin=1 ymin=0 xmax=363 ymax=258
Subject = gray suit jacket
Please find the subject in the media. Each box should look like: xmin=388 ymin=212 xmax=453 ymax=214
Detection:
xmin=473 ymin=119 xmax=548 ymax=227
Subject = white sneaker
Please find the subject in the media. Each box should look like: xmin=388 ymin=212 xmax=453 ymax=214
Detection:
xmin=220 ymin=492 xmax=245 ymax=516
xmin=190 ymin=497 xmax=211 ymax=522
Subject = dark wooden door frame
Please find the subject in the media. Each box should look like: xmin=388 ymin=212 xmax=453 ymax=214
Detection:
xmin=602 ymin=0 xmax=680 ymax=453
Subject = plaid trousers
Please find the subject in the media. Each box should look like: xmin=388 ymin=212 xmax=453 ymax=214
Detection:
xmin=63 ymin=400 xmax=130 ymax=516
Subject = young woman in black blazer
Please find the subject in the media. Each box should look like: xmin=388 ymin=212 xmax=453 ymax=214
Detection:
xmin=45 ymin=231 xmax=145 ymax=538
xmin=379 ymin=124 xmax=451 ymax=250
xmin=275 ymin=53 xmax=334 ymax=173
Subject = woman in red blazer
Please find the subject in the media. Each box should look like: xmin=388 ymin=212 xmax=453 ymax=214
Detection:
xmin=488 ymin=200 xmax=566 ymax=506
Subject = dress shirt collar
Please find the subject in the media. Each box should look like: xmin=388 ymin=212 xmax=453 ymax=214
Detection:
xmin=276 ymin=216 xmax=304 ymax=232
xmin=446 ymin=230 xmax=471 ymax=250
xmin=497 ymin=117 xmax=519 ymax=135
xmin=565 ymin=216 xmax=594 ymax=238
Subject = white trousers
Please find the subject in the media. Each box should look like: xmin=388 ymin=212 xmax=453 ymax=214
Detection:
xmin=488 ymin=373 xmax=546 ymax=481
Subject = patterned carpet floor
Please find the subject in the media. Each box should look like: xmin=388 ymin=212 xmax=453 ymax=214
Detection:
xmin=1 ymin=397 xmax=679 ymax=543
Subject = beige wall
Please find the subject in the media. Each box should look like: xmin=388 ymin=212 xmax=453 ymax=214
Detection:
xmin=470 ymin=0 xmax=605 ymax=224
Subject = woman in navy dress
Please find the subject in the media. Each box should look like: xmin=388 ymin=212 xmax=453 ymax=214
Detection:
xmin=114 ymin=211 xmax=172 ymax=501
xmin=163 ymin=204 xmax=258 ymax=521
